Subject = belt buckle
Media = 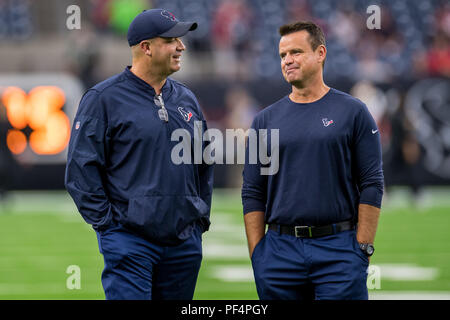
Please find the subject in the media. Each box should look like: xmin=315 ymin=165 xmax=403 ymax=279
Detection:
xmin=294 ymin=226 xmax=312 ymax=238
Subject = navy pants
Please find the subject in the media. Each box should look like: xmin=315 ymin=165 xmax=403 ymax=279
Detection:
xmin=96 ymin=223 xmax=203 ymax=300
xmin=251 ymin=229 xmax=369 ymax=300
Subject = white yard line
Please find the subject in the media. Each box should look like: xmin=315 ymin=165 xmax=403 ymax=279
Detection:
xmin=203 ymin=243 xmax=249 ymax=258
xmin=209 ymin=265 xmax=449 ymax=300
xmin=210 ymin=264 xmax=439 ymax=282
xmin=210 ymin=265 xmax=254 ymax=282
xmin=376 ymin=264 xmax=438 ymax=281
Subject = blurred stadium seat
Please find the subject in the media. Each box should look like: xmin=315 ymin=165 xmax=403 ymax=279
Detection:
xmin=0 ymin=0 xmax=449 ymax=190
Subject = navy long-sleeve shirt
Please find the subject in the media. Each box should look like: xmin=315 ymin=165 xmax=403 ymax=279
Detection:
xmin=65 ymin=67 xmax=214 ymax=246
xmin=242 ymin=88 xmax=384 ymax=226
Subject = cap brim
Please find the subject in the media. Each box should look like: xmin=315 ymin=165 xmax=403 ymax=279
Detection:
xmin=159 ymin=21 xmax=197 ymax=38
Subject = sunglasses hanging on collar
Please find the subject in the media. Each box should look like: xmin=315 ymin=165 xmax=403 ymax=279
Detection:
xmin=154 ymin=93 xmax=169 ymax=122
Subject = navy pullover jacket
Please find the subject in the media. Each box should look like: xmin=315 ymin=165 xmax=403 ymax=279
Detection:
xmin=242 ymin=88 xmax=384 ymax=226
xmin=65 ymin=67 xmax=213 ymax=246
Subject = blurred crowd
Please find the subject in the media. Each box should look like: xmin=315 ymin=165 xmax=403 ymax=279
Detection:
xmin=100 ymin=0 xmax=450 ymax=82
xmin=1 ymin=0 xmax=449 ymax=82
xmin=0 ymin=0 xmax=449 ymax=192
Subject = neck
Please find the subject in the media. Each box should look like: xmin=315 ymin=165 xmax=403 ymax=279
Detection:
xmin=289 ymin=73 xmax=329 ymax=103
xmin=130 ymin=59 xmax=167 ymax=94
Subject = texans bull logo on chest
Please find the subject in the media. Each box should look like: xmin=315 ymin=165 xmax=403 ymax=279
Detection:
xmin=322 ymin=118 xmax=334 ymax=127
xmin=178 ymin=107 xmax=193 ymax=122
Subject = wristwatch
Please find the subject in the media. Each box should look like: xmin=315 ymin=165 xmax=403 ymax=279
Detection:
xmin=359 ymin=243 xmax=375 ymax=257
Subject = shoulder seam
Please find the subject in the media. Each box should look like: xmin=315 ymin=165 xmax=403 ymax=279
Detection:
xmin=170 ymin=77 xmax=189 ymax=90
xmin=91 ymin=76 xmax=128 ymax=96
xmin=256 ymin=95 xmax=288 ymax=116
xmin=78 ymin=90 xmax=107 ymax=125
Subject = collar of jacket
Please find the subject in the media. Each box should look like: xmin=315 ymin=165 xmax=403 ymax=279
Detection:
xmin=123 ymin=66 xmax=174 ymax=98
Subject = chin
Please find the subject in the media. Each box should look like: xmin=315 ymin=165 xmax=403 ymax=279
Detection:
xmin=287 ymin=78 xmax=305 ymax=87
xmin=284 ymin=72 xmax=299 ymax=82
xmin=286 ymin=76 xmax=302 ymax=84
xmin=171 ymin=63 xmax=181 ymax=72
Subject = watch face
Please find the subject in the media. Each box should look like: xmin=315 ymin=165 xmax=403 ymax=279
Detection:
xmin=359 ymin=243 xmax=375 ymax=256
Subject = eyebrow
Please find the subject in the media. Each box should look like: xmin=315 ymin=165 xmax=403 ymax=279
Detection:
xmin=279 ymin=48 xmax=304 ymax=57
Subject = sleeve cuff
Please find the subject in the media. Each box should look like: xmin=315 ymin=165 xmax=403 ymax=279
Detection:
xmin=243 ymin=198 xmax=266 ymax=215
xmin=359 ymin=185 xmax=383 ymax=209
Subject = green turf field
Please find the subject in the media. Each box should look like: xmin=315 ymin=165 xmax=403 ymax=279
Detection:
xmin=0 ymin=187 xmax=449 ymax=300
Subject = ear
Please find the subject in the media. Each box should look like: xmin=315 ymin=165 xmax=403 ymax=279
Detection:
xmin=317 ymin=44 xmax=326 ymax=65
xmin=140 ymin=41 xmax=152 ymax=57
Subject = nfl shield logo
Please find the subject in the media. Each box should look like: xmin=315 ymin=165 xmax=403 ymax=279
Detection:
xmin=75 ymin=121 xmax=80 ymax=130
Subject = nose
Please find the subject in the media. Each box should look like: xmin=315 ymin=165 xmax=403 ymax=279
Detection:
xmin=176 ymin=38 xmax=186 ymax=51
xmin=284 ymin=53 xmax=293 ymax=65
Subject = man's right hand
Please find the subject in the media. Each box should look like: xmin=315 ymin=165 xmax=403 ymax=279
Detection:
xmin=243 ymin=211 xmax=266 ymax=259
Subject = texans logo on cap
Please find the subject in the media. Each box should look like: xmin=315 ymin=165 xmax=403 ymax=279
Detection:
xmin=161 ymin=10 xmax=176 ymax=21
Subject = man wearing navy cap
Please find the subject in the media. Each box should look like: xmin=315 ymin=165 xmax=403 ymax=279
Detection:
xmin=65 ymin=9 xmax=213 ymax=300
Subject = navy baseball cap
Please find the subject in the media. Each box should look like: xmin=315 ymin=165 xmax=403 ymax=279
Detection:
xmin=127 ymin=9 xmax=197 ymax=46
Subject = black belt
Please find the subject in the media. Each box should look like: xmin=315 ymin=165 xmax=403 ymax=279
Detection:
xmin=268 ymin=220 xmax=355 ymax=238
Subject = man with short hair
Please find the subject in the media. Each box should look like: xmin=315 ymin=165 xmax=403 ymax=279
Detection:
xmin=242 ymin=21 xmax=384 ymax=300
xmin=65 ymin=9 xmax=213 ymax=300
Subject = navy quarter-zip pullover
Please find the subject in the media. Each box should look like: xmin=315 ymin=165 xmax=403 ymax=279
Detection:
xmin=242 ymin=88 xmax=384 ymax=226
xmin=65 ymin=67 xmax=213 ymax=246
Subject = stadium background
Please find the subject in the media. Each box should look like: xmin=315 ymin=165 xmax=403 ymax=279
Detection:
xmin=0 ymin=0 xmax=449 ymax=299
